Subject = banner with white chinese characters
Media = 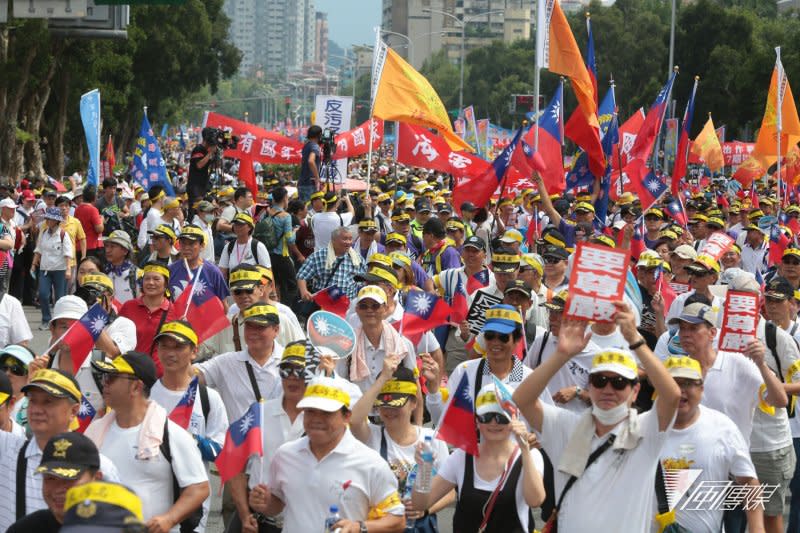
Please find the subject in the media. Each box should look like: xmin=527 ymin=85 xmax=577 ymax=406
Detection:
xmin=564 ymin=242 xmax=631 ymax=323
xmin=396 ymin=122 xmax=490 ymax=177
xmin=334 ymin=118 xmax=383 ymax=159
xmin=700 ymin=233 xmax=734 ymax=262
xmin=719 ymin=291 xmax=759 ymax=353
xmin=314 ymin=95 xmax=353 ymax=183
xmin=204 ymin=112 xmax=303 ymax=165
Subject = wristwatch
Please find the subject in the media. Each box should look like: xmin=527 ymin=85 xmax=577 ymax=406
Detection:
xmin=575 ymin=385 xmax=582 ymax=397
xmin=359 ymin=520 xmax=368 ymax=533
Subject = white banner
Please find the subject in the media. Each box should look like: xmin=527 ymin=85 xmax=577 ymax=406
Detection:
xmin=314 ymin=95 xmax=353 ymax=184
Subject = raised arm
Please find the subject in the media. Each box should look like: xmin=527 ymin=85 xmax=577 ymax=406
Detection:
xmin=350 ymin=356 xmax=401 ymax=443
xmin=533 ymin=172 xmax=563 ymax=227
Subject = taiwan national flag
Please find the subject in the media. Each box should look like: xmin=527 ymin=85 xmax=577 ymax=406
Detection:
xmin=395 ymin=290 xmax=451 ymax=345
xmin=466 ymin=269 xmax=490 ymax=294
xmin=627 ymin=159 xmax=668 ymax=210
xmin=450 ymin=277 xmax=468 ymax=325
xmin=75 ymin=394 xmax=96 ymax=433
xmin=665 ymin=199 xmax=688 ymax=227
xmin=173 ymin=265 xmax=230 ymax=344
xmin=436 ymin=373 xmax=479 ymax=456
xmin=312 ymin=286 xmax=350 ymax=318
xmin=628 ymin=70 xmax=677 ymax=163
xmin=453 ymin=127 xmax=522 ymax=213
xmin=654 ymin=263 xmax=677 ymax=317
xmin=525 ymin=82 xmax=565 ymax=194
xmin=169 ymin=376 xmax=199 ymax=429
xmin=492 ymin=376 xmax=519 ymax=419
xmin=215 ymin=401 xmax=263 ymax=485
xmin=672 ymin=77 xmax=699 ymax=195
xmin=770 ymin=225 xmax=791 ymax=266
xmin=62 ymin=303 xmax=110 ymax=375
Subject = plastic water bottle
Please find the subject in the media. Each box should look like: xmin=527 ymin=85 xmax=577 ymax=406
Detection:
xmin=404 ymin=469 xmax=418 ymax=528
xmin=324 ymin=505 xmax=341 ymax=533
xmin=416 ymin=436 xmax=434 ymax=493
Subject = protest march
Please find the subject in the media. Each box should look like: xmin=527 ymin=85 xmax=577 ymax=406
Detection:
xmin=6 ymin=0 xmax=800 ymax=532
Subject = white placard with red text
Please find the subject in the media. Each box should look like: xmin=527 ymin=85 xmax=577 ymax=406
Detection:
xmin=719 ymin=291 xmax=760 ymax=353
xmin=564 ymin=242 xmax=631 ymax=323
xmin=700 ymin=232 xmax=735 ymax=262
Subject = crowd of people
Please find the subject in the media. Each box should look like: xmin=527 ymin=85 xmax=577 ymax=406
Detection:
xmin=0 ymin=124 xmax=798 ymax=533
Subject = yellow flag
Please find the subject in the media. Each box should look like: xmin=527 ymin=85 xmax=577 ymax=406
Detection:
xmin=690 ymin=116 xmax=724 ymax=172
xmin=753 ymin=50 xmax=800 ymax=168
xmin=371 ymin=43 xmax=472 ymax=152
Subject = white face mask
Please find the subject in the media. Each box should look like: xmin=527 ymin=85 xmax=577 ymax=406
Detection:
xmin=203 ymin=214 xmax=214 ymax=222
xmin=592 ymin=399 xmax=630 ymax=425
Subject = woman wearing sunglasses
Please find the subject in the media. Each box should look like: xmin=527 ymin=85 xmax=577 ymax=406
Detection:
xmin=413 ymin=383 xmax=545 ymax=532
xmin=0 ymin=344 xmax=35 ymax=433
xmin=350 ymin=357 xmax=451 ymax=532
xmin=426 ymin=304 xmax=534 ymax=427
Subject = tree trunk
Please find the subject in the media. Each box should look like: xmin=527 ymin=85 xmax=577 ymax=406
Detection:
xmin=23 ymin=40 xmax=62 ymax=177
xmin=0 ymin=44 xmax=38 ymax=177
xmin=47 ymin=68 xmax=70 ymax=180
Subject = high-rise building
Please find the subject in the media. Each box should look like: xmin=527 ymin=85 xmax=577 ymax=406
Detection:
xmin=226 ymin=0 xmax=318 ymax=77
xmin=381 ymin=0 xmax=533 ymax=69
xmin=315 ymin=12 xmax=329 ymax=65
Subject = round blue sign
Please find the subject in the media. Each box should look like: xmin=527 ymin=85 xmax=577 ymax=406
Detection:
xmin=307 ymin=311 xmax=356 ymax=359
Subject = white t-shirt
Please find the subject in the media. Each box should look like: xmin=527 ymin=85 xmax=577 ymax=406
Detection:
xmin=312 ymin=212 xmax=353 ymax=251
xmin=99 ymin=419 xmax=208 ymax=532
xmin=247 ymin=396 xmax=305 ymax=487
xmin=589 ymin=328 xmax=629 ymax=351
xmin=0 ymin=293 xmax=32 ymax=347
xmin=656 ymin=405 xmax=755 ymax=533
xmin=438 ymin=447 xmax=544 ymax=532
xmin=219 ymin=237 xmax=271 ymax=271
xmin=269 ymin=430 xmax=404 ymax=532
xmin=366 ymin=424 xmax=448 ymax=495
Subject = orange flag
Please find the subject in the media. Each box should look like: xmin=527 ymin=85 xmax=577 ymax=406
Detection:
xmin=780 ymin=144 xmax=800 ymax=185
xmin=690 ymin=116 xmax=724 ymax=172
xmin=752 ymin=48 xmax=800 ymax=168
xmin=539 ymin=0 xmax=604 ymax=177
xmin=732 ymin=156 xmax=766 ymax=187
xmin=371 ymin=42 xmax=472 ymax=152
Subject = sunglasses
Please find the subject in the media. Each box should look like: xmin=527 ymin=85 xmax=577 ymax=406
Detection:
xmin=484 ymin=331 xmax=511 ymax=343
xmin=783 ymin=258 xmax=800 ymax=266
xmin=543 ymin=256 xmax=563 ymax=264
xmin=101 ymin=373 xmax=137 ymax=384
xmin=279 ymin=366 xmax=305 ymax=379
xmin=1 ymin=358 xmax=26 ymax=376
xmin=476 ymin=413 xmax=510 ymax=425
xmin=674 ymin=378 xmax=703 ymax=389
xmin=233 ymin=288 xmax=255 ymax=295
xmin=589 ymin=374 xmax=636 ymax=390
xmin=357 ymin=302 xmax=382 ymax=311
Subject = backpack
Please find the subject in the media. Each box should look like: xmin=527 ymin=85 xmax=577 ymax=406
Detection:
xmin=101 ymin=207 xmax=122 ymax=236
xmin=224 ymin=237 xmax=260 ymax=266
xmin=765 ymin=321 xmax=797 ymax=418
xmin=253 ymin=211 xmax=285 ymax=251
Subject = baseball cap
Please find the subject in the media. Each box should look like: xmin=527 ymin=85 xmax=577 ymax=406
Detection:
xmin=241 ymin=303 xmax=280 ymax=326
xmin=21 ymin=190 xmax=35 ymax=202
xmin=414 ymin=198 xmax=432 ymax=213
xmin=500 ymin=229 xmax=524 ymax=244
xmin=91 ymin=352 xmax=158 ymax=389
xmin=390 ymin=251 xmax=412 ymax=268
xmin=355 ymin=285 xmax=388 ymax=306
xmin=149 ymin=224 xmax=177 ymax=242
xmin=504 ymin=279 xmax=532 ymax=299
xmin=280 ymin=341 xmax=307 ymax=368
xmin=0 ymin=344 xmax=35 ymax=372
xmin=541 ymin=244 xmax=569 ymax=261
xmin=671 ymin=245 xmax=698 ymax=261
xmin=491 ymin=250 xmax=521 ymax=273
xmin=766 ymin=276 xmax=794 ymax=301
xmin=0 ymin=198 xmax=16 ymax=209
xmin=374 ymin=367 xmax=418 ymax=409
xmin=22 ymin=369 xmax=81 ymax=403
xmin=474 ymin=383 xmax=511 ymax=422
xmin=229 ymin=265 xmax=263 ymax=290
xmin=50 ymin=295 xmax=89 ymax=325
xmin=727 ymin=272 xmax=760 ymax=292
xmin=520 ymin=254 xmax=543 ymax=275
xmin=645 ymin=208 xmax=665 ymax=219
xmin=358 ymin=219 xmax=378 ymax=232
xmin=44 ymin=206 xmax=63 ymax=222
xmin=154 ymin=320 xmax=198 ymax=346
xmin=105 ymin=230 xmax=133 ymax=252
xmin=61 ymin=481 xmax=144 ymax=533
xmin=297 ymin=376 xmax=351 ymax=411
xmin=355 ymin=265 xmax=400 ymax=289
xmin=589 ymin=350 xmax=638 ymax=380
xmin=463 ymin=235 xmax=485 ymax=251
xmin=460 ymin=201 xmax=477 ymax=212
xmin=385 ymin=232 xmax=407 ymax=246
xmin=195 ymin=200 xmax=215 ymax=213
xmin=232 ymin=212 xmax=255 ymax=227
xmin=664 ymin=356 xmax=703 ymax=381
xmin=178 ymin=225 xmax=207 ymax=244
xmin=0 ymin=370 xmax=12 ymax=406
xmin=81 ymin=273 xmax=114 ymax=294
xmin=668 ymin=302 xmax=718 ymax=327
xmin=574 ymin=201 xmax=595 ymax=214
xmin=686 ymin=254 xmax=720 ymax=274
xmin=36 ymin=432 xmax=101 ymax=480
xmin=482 ymin=304 xmax=523 ymax=335
xmin=591 ymin=235 xmax=617 ymax=248
xmin=542 ymin=289 xmax=569 ymax=311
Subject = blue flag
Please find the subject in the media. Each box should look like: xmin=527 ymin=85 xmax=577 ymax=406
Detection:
xmin=594 ymin=113 xmax=619 ymax=230
xmin=132 ymin=114 xmax=175 ymax=196
xmin=79 ymin=90 xmax=101 ymax=187
xmin=179 ymin=125 xmax=187 ymax=151
xmin=160 ymin=123 xmax=168 ymax=139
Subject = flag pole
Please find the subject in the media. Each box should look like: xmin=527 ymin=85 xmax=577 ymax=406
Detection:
xmin=181 ymin=260 xmax=203 ymax=320
xmin=533 ymin=0 xmax=544 ymax=150
xmin=365 ymin=27 xmax=383 ymax=193
xmin=777 ymin=47 xmax=783 ymax=213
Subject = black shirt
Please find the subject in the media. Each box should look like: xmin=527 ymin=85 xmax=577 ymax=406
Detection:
xmin=187 ymin=144 xmax=211 ymax=199
xmin=7 ymin=509 xmax=60 ymax=533
xmin=299 ymin=141 xmax=320 ymax=187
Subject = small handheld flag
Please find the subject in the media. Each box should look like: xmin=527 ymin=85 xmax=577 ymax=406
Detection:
xmin=168 ymin=376 xmax=199 ymax=429
xmin=61 ymin=303 xmax=110 ymax=375
xmin=215 ymin=402 xmax=263 ymax=485
xmin=312 ymin=286 xmax=350 ymax=318
xmin=436 ymin=373 xmax=479 ymax=456
xmin=75 ymin=395 xmax=96 ymax=434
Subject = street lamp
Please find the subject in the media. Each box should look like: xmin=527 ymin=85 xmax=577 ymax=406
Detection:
xmin=422 ymin=7 xmax=505 ymax=110
xmin=381 ymin=29 xmax=414 ymax=65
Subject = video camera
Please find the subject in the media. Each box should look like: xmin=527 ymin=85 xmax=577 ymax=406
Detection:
xmin=202 ymin=127 xmax=240 ymax=150
xmin=320 ymin=128 xmax=337 ymax=162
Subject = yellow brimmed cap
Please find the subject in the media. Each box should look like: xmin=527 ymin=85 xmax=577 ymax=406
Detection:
xmin=232 ymin=212 xmax=255 ymax=227
xmin=280 ymin=341 xmax=307 ymax=366
xmin=154 ymin=320 xmax=198 ymax=346
xmin=520 ymin=254 xmax=543 ymax=275
xmin=242 ymin=303 xmax=280 ymax=326
xmin=150 ymin=224 xmax=177 ymax=242
xmin=664 ymin=356 xmax=702 ymax=380
xmin=590 ymin=350 xmax=638 ymax=380
xmin=22 ymin=369 xmax=81 ymax=403
xmin=178 ymin=225 xmax=207 ymax=245
xmin=63 ymin=481 xmax=144 ymax=526
xmin=591 ymin=235 xmax=616 ymax=248
xmin=298 ymin=376 xmax=351 ymax=411
xmin=82 ymin=273 xmax=114 ymax=293
xmin=229 ymin=266 xmax=263 ymax=288
xmin=385 ymin=232 xmax=407 ymax=245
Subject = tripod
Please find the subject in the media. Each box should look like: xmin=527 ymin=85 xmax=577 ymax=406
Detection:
xmin=319 ymin=156 xmax=340 ymax=192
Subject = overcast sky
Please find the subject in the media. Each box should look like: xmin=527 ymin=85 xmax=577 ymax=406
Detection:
xmin=316 ymin=0 xmax=381 ymax=48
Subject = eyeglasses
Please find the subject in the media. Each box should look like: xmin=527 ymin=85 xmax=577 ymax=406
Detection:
xmin=765 ymin=295 xmax=788 ymax=303
xmin=543 ymin=256 xmax=563 ymax=264
xmin=101 ymin=373 xmax=137 ymax=384
xmin=279 ymin=366 xmax=305 ymax=379
xmin=1 ymin=358 xmax=26 ymax=376
xmin=588 ymin=374 xmax=636 ymax=390
xmin=686 ymin=269 xmax=712 ymax=277
xmin=476 ymin=413 xmax=510 ymax=425
xmin=484 ymin=331 xmax=511 ymax=343
xmin=357 ymin=302 xmax=382 ymax=311
xmin=674 ymin=378 xmax=703 ymax=389
xmin=233 ymin=288 xmax=255 ymax=295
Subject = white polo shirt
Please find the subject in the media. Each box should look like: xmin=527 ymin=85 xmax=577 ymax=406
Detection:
xmin=269 ymin=430 xmax=404 ymax=531
xmin=0 ymin=432 xmax=120 ymax=533
xmin=0 ymin=293 xmax=32 ymax=347
xmin=197 ymin=345 xmax=284 ymax=421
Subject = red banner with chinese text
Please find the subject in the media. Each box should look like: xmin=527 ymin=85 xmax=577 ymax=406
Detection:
xmin=564 ymin=242 xmax=631 ymax=323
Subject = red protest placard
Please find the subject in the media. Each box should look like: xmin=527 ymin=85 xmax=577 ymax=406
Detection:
xmin=564 ymin=242 xmax=631 ymax=323
xmin=718 ymin=291 xmax=760 ymax=353
xmin=700 ymin=232 xmax=734 ymax=262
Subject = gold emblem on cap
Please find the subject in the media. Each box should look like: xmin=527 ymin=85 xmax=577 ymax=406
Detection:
xmin=75 ymin=501 xmax=97 ymax=519
xmin=52 ymin=438 xmax=72 ymax=458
